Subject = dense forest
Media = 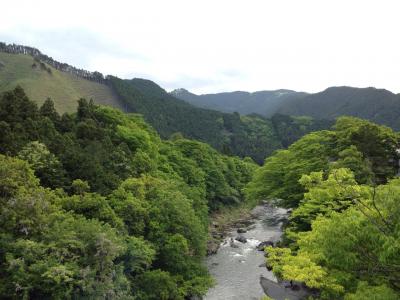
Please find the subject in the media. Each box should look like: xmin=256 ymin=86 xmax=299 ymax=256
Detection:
xmin=0 ymin=86 xmax=259 ymax=299
xmin=108 ymin=76 xmax=331 ymax=163
xmin=247 ymin=117 xmax=400 ymax=299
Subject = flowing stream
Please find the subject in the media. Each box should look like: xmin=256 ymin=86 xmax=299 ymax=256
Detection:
xmin=204 ymin=205 xmax=288 ymax=300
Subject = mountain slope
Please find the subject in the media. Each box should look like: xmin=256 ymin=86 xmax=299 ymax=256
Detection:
xmin=0 ymin=44 xmax=332 ymax=163
xmin=171 ymin=88 xmax=307 ymax=116
xmin=276 ymin=86 xmax=400 ymax=129
xmin=0 ymin=52 xmax=123 ymax=113
xmin=108 ymin=77 xmax=332 ymax=163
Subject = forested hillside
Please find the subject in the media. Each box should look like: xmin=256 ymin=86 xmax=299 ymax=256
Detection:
xmin=0 ymin=86 xmax=260 ymax=299
xmin=0 ymin=45 xmax=331 ymax=164
xmin=247 ymin=117 xmax=400 ymax=298
xmin=109 ymin=77 xmax=330 ymax=163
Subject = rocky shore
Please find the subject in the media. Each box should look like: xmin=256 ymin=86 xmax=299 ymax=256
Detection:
xmin=207 ymin=203 xmax=270 ymax=255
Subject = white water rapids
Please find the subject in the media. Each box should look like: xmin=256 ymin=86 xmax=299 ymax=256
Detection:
xmin=204 ymin=205 xmax=288 ymax=300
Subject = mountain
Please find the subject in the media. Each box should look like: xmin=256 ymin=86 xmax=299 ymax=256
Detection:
xmin=0 ymin=51 xmax=124 ymax=113
xmin=0 ymin=43 xmax=331 ymax=163
xmin=108 ymin=77 xmax=332 ymax=163
xmin=171 ymin=88 xmax=307 ymax=116
xmin=276 ymin=86 xmax=400 ymax=130
xmin=173 ymin=86 xmax=400 ymax=131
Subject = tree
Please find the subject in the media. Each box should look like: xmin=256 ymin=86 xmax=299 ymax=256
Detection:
xmin=18 ymin=141 xmax=67 ymax=188
xmin=39 ymin=98 xmax=60 ymax=124
xmin=267 ymin=175 xmax=400 ymax=298
xmin=287 ymin=168 xmax=369 ymax=237
xmin=246 ymin=131 xmax=334 ymax=207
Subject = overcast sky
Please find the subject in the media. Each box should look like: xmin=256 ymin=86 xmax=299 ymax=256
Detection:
xmin=1 ymin=0 xmax=399 ymax=94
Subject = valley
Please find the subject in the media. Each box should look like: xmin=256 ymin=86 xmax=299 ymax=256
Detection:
xmin=0 ymin=41 xmax=399 ymax=300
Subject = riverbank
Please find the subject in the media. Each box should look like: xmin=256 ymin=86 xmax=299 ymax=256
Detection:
xmin=207 ymin=202 xmax=263 ymax=255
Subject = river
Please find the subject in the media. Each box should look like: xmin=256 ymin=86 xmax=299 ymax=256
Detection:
xmin=204 ymin=204 xmax=288 ymax=300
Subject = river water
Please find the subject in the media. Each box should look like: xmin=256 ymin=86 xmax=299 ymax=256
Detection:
xmin=204 ymin=205 xmax=288 ymax=300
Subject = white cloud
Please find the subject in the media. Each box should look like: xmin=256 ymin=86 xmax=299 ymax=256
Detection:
xmin=1 ymin=0 xmax=400 ymax=94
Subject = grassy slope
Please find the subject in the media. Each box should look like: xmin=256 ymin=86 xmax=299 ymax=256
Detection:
xmin=0 ymin=52 xmax=124 ymax=113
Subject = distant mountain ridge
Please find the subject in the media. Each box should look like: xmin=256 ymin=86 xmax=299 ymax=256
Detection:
xmin=172 ymin=86 xmax=400 ymax=130
xmin=277 ymin=86 xmax=400 ymax=129
xmin=171 ymin=88 xmax=307 ymax=116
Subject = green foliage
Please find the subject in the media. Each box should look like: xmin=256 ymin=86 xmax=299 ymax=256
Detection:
xmin=266 ymin=246 xmax=343 ymax=294
xmin=0 ymin=155 xmax=131 ymax=299
xmin=344 ymin=282 xmax=398 ymax=300
xmin=329 ymin=145 xmax=373 ymax=184
xmin=18 ymin=141 xmax=67 ymax=188
xmin=271 ymin=114 xmax=333 ymax=148
xmin=246 ymin=116 xmax=399 ymax=207
xmin=287 ymin=168 xmax=370 ymax=236
xmin=0 ymin=87 xmax=258 ymax=299
xmin=252 ymin=116 xmax=400 ymax=298
xmin=334 ymin=116 xmax=399 ymax=183
xmin=70 ymin=179 xmax=90 ymax=195
xmin=265 ymin=172 xmax=400 ymax=298
xmin=246 ymin=131 xmax=334 ymax=207
xmin=135 ymin=270 xmax=182 ymax=300
xmin=109 ymin=77 xmax=330 ymax=163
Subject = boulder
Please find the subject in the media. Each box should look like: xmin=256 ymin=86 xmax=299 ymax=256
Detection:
xmin=283 ymin=281 xmax=292 ymax=288
xmin=230 ymin=238 xmax=239 ymax=248
xmin=257 ymin=240 xmax=274 ymax=251
xmin=237 ymin=228 xmax=247 ymax=234
xmin=207 ymin=242 xmax=219 ymax=255
xmin=235 ymin=235 xmax=247 ymax=243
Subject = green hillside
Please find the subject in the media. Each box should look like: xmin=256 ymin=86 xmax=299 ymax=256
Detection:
xmin=0 ymin=49 xmax=331 ymax=163
xmin=0 ymin=52 xmax=123 ymax=113
xmin=109 ymin=77 xmax=331 ymax=163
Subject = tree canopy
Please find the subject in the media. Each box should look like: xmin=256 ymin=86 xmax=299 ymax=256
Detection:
xmin=247 ymin=116 xmax=400 ymax=298
xmin=0 ymin=87 xmax=257 ymax=299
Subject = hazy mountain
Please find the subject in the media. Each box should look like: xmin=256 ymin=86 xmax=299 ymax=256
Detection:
xmin=277 ymin=86 xmax=400 ymax=130
xmin=171 ymin=88 xmax=307 ymax=116
xmin=173 ymin=86 xmax=400 ymax=130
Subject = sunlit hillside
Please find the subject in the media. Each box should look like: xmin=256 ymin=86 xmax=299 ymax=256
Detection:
xmin=0 ymin=52 xmax=124 ymax=113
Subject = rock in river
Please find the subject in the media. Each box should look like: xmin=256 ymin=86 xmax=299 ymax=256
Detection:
xmin=235 ymin=235 xmax=247 ymax=243
xmin=257 ymin=240 xmax=274 ymax=251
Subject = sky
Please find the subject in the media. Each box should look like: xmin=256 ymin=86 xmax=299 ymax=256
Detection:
xmin=1 ymin=0 xmax=400 ymax=94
